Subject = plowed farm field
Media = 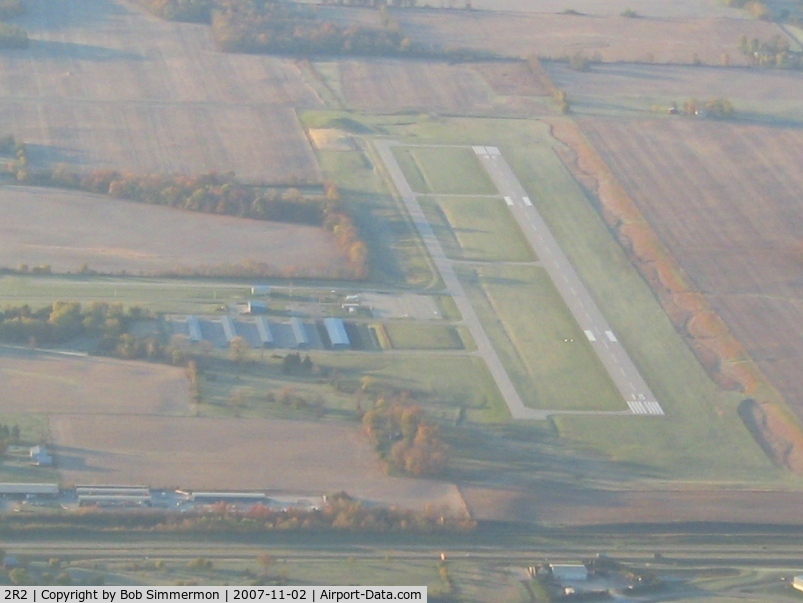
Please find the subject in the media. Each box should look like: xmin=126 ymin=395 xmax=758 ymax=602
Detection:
xmin=337 ymin=59 xmax=549 ymax=116
xmin=0 ymin=0 xmax=322 ymax=183
xmin=459 ymin=0 xmax=749 ymax=18
xmin=396 ymin=10 xmax=783 ymax=65
xmin=51 ymin=414 xmax=464 ymax=510
xmin=0 ymin=186 xmax=346 ymax=276
xmin=548 ymin=63 xmax=803 ymax=121
xmin=580 ymin=117 xmax=803 ymax=420
xmin=0 ymin=348 xmax=461 ymax=509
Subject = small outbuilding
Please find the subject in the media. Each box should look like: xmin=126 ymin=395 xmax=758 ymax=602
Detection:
xmin=324 ymin=317 xmax=350 ymax=350
xmin=550 ymin=564 xmax=589 ymax=582
xmin=30 ymin=445 xmax=53 ymax=467
xmin=246 ymin=301 xmax=268 ymax=315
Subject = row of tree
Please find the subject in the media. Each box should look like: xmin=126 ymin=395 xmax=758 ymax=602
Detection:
xmin=133 ymin=0 xmax=212 ymax=22
xmin=1 ymin=492 xmax=474 ymax=535
xmin=0 ymin=423 xmax=21 ymax=457
xmin=725 ymin=0 xmax=772 ymax=21
xmin=361 ymin=391 xmax=447 ymax=477
xmin=739 ymin=34 xmax=803 ymax=69
xmin=135 ymin=0 xmax=434 ymax=58
xmin=211 ymin=0 xmax=413 ymax=56
xmin=12 ymin=164 xmax=326 ymax=225
xmin=0 ymin=301 xmax=146 ymax=345
xmin=660 ymin=98 xmax=735 ymax=118
xmin=0 ymin=0 xmax=24 ymax=19
xmin=6 ymin=143 xmax=368 ymax=278
xmin=0 ymin=0 xmax=26 ymax=48
xmin=0 ymin=20 xmax=27 ymax=48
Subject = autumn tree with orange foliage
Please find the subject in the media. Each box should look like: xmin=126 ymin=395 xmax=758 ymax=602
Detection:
xmin=362 ymin=392 xmax=447 ymax=477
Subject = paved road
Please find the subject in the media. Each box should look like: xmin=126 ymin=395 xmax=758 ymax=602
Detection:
xmin=374 ymin=140 xmax=546 ymax=420
xmin=473 ymin=145 xmax=663 ymax=416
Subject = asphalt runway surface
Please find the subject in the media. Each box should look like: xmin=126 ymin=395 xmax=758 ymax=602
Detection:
xmin=473 ymin=145 xmax=663 ymax=416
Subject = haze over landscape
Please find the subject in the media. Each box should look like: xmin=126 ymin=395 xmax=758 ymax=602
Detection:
xmin=1 ymin=0 xmax=803 ymax=597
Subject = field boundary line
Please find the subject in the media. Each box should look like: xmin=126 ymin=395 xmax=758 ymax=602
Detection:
xmin=0 ymin=344 xmax=88 ymax=358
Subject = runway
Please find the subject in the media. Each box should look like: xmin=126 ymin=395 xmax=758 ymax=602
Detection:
xmin=473 ymin=145 xmax=662 ymax=416
xmin=374 ymin=139 xmax=663 ymax=419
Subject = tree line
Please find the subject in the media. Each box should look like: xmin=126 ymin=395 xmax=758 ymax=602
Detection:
xmin=0 ymin=0 xmax=24 ymax=20
xmin=211 ymin=0 xmax=412 ymax=57
xmin=133 ymin=0 xmax=212 ymax=22
xmin=5 ymin=141 xmax=367 ymax=279
xmin=0 ymin=0 xmax=27 ymax=48
xmin=0 ymin=301 xmax=188 ymax=363
xmin=739 ymin=34 xmax=803 ymax=69
xmin=134 ymin=0 xmax=487 ymax=59
xmin=0 ymin=423 xmax=21 ymax=457
xmin=0 ymin=491 xmax=475 ymax=535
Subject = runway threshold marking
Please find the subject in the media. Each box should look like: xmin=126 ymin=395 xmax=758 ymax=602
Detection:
xmin=584 ymin=330 xmax=596 ymax=342
xmin=522 ymin=196 xmax=533 ymax=206
xmin=605 ymin=330 xmax=618 ymax=342
xmin=504 ymin=196 xmax=514 ymax=206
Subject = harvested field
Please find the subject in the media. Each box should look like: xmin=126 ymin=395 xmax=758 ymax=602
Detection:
xmin=0 ymin=0 xmax=322 ymax=183
xmin=337 ymin=59 xmax=550 ymax=117
xmin=339 ymin=59 xmax=492 ymax=114
xmin=472 ymin=60 xmax=548 ymax=97
xmin=548 ymin=63 xmax=803 ymax=120
xmin=579 ymin=117 xmax=803 ymax=421
xmin=1 ymin=348 xmax=463 ymax=510
xmin=50 ymin=415 xmax=464 ymax=511
xmin=461 ymin=483 xmax=803 ymax=526
xmin=0 ymin=186 xmax=347 ymax=276
xmin=0 ymin=347 xmax=189 ymax=416
xmin=395 ymin=9 xmax=784 ymax=65
xmin=459 ymin=0 xmax=750 ymax=19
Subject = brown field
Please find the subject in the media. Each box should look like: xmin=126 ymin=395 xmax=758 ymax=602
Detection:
xmin=0 ymin=0 xmax=322 ymax=183
xmin=461 ymin=484 xmax=803 ymax=526
xmin=395 ymin=9 xmax=784 ymax=65
xmin=0 ymin=347 xmax=189 ymax=416
xmin=0 ymin=186 xmax=347 ymax=276
xmin=549 ymin=63 xmax=803 ymax=119
xmin=471 ymin=60 xmax=548 ymax=96
xmin=457 ymin=0 xmax=751 ymax=19
xmin=1 ymin=347 xmax=462 ymax=510
xmin=579 ymin=117 xmax=803 ymax=421
xmin=51 ymin=415 xmax=464 ymax=510
xmin=338 ymin=58 xmax=550 ymax=116
xmin=339 ymin=59 xmax=493 ymax=114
